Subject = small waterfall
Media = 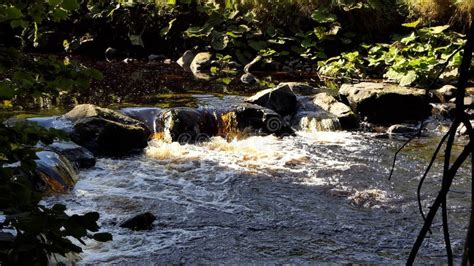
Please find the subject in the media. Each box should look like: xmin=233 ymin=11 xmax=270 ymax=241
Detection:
xmin=35 ymin=151 xmax=78 ymax=193
xmin=292 ymin=110 xmax=341 ymax=132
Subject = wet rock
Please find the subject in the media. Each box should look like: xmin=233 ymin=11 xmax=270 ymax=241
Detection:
xmin=120 ymin=212 xmax=156 ymax=231
xmin=219 ymin=103 xmax=294 ymax=137
xmin=431 ymin=103 xmax=455 ymax=118
xmin=279 ymin=82 xmax=320 ymax=96
xmin=312 ymin=93 xmax=359 ymax=129
xmin=148 ymin=54 xmax=165 ymax=61
xmin=386 ymin=124 xmax=418 ymax=135
xmin=47 ymin=141 xmax=96 ymax=169
xmin=4 ymin=116 xmax=74 ymax=133
xmin=457 ymin=120 xmax=474 ymax=136
xmin=190 ymin=52 xmax=212 ymax=79
xmin=120 ymin=107 xmax=164 ymax=133
xmin=65 ymin=104 xmax=141 ymax=125
xmin=158 ymin=107 xmax=218 ymax=143
xmin=34 ymin=151 xmax=78 ymax=193
xmin=339 ymin=82 xmax=431 ymax=125
xmin=65 ymin=104 xmax=150 ymax=156
xmin=240 ymin=73 xmax=257 ymax=85
xmin=435 ymin=85 xmax=457 ymax=103
xmin=177 ymin=50 xmax=195 ymax=72
xmin=246 ymin=84 xmax=298 ymax=116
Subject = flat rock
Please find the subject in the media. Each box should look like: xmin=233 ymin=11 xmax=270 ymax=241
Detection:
xmin=65 ymin=104 xmax=150 ymax=156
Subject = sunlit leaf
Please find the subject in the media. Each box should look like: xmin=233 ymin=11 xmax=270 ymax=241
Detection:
xmin=402 ymin=19 xmax=422 ymax=28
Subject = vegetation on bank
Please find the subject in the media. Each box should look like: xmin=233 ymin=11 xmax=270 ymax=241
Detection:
xmin=1 ymin=1 xmax=110 ymax=264
xmin=0 ymin=0 xmax=474 ymax=264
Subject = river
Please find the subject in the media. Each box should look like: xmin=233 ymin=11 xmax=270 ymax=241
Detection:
xmin=41 ymin=92 xmax=471 ymax=264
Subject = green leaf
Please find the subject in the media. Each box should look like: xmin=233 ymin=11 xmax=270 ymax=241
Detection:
xmin=301 ymin=38 xmax=315 ymax=48
xmin=48 ymin=0 xmax=62 ymax=6
xmin=160 ymin=18 xmax=176 ymax=37
xmin=5 ymin=6 xmax=23 ymax=20
xmin=400 ymin=32 xmax=416 ymax=45
xmin=0 ymin=82 xmax=15 ymax=100
xmin=402 ymin=19 xmax=421 ymax=28
xmin=62 ymin=0 xmax=79 ymax=11
xmin=248 ymin=40 xmax=267 ymax=51
xmin=399 ymin=70 xmax=418 ymax=86
xmin=92 ymin=233 xmax=112 ymax=242
xmin=211 ymin=31 xmax=229 ymax=51
xmin=52 ymin=8 xmax=68 ymax=21
xmin=311 ymin=9 xmax=337 ymax=23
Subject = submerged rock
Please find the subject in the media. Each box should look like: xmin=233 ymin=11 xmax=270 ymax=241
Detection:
xmin=65 ymin=104 xmax=150 ymax=156
xmin=246 ymin=84 xmax=298 ymax=116
xmin=339 ymin=82 xmax=431 ymax=125
xmin=47 ymin=141 xmax=96 ymax=169
xmin=34 ymin=151 xmax=78 ymax=193
xmin=387 ymin=124 xmax=419 ymax=136
xmin=120 ymin=212 xmax=156 ymax=231
xmin=312 ymin=93 xmax=359 ymax=129
xmin=158 ymin=107 xmax=218 ymax=143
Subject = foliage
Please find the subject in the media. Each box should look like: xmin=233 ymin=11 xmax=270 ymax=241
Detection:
xmin=0 ymin=123 xmax=111 ymax=264
xmin=319 ymin=24 xmax=465 ymax=87
xmin=0 ymin=0 xmax=110 ymax=264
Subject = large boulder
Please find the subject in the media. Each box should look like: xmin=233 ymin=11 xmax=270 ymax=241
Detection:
xmin=34 ymin=151 xmax=78 ymax=193
xmin=65 ymin=104 xmax=150 ymax=156
xmin=157 ymin=107 xmax=219 ymax=143
xmin=246 ymin=84 xmax=298 ymax=116
xmin=339 ymin=82 xmax=431 ymax=125
xmin=312 ymin=93 xmax=359 ymax=129
xmin=47 ymin=141 xmax=96 ymax=169
xmin=190 ymin=52 xmax=212 ymax=79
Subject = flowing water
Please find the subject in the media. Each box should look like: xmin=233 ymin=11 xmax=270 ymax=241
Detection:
xmin=41 ymin=94 xmax=472 ymax=264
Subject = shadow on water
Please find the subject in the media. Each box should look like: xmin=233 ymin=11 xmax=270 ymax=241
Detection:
xmin=46 ymin=132 xmax=471 ymax=264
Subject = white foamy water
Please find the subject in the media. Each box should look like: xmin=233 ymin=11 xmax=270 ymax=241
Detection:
xmin=46 ymin=131 xmax=472 ymax=264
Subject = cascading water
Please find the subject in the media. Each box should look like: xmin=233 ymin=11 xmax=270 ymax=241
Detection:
xmin=44 ymin=94 xmax=471 ymax=264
